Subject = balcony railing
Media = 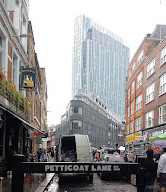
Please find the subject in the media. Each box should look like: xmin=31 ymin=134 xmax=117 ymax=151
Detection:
xmin=0 ymin=70 xmax=30 ymax=120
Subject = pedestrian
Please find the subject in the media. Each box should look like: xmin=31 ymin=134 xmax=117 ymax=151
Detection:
xmin=143 ymin=149 xmax=158 ymax=192
xmin=37 ymin=148 xmax=42 ymax=162
xmin=95 ymin=151 xmax=100 ymax=162
xmin=157 ymin=147 xmax=166 ymax=192
xmin=124 ymin=152 xmax=128 ymax=162
xmin=128 ymin=150 xmax=135 ymax=162
xmin=40 ymin=149 xmax=49 ymax=162
xmin=29 ymin=150 xmax=36 ymax=162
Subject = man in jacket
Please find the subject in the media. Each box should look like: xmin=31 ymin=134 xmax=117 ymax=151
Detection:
xmin=157 ymin=148 xmax=166 ymax=192
xmin=143 ymin=149 xmax=158 ymax=192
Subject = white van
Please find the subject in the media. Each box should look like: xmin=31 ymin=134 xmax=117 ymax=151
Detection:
xmin=56 ymin=134 xmax=93 ymax=181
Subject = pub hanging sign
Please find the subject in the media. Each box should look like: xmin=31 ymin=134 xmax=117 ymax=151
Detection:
xmin=20 ymin=67 xmax=37 ymax=89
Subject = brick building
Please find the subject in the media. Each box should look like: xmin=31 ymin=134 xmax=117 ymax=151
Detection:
xmin=125 ymin=25 xmax=166 ymax=151
xmin=0 ymin=0 xmax=47 ymax=163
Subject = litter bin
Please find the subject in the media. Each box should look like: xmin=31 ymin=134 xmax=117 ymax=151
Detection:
xmin=136 ymin=166 xmax=146 ymax=192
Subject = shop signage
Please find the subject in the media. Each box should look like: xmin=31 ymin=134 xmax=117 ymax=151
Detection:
xmin=135 ymin=136 xmax=144 ymax=141
xmin=20 ymin=67 xmax=37 ymax=89
xmin=126 ymin=132 xmax=142 ymax=143
xmin=149 ymin=130 xmax=164 ymax=138
xmin=30 ymin=130 xmax=40 ymax=137
xmin=45 ymin=164 xmax=120 ymax=173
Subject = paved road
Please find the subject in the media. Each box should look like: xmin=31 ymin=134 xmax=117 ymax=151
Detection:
xmin=45 ymin=174 xmax=137 ymax=192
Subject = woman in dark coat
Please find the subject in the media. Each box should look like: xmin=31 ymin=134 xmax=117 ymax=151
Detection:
xmin=143 ymin=149 xmax=158 ymax=192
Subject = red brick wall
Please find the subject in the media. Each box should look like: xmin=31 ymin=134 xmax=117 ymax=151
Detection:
xmin=125 ymin=38 xmax=161 ymax=135
xmin=143 ymin=38 xmax=166 ymax=128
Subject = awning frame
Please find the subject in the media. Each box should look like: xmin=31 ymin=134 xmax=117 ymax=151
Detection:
xmin=0 ymin=105 xmax=45 ymax=135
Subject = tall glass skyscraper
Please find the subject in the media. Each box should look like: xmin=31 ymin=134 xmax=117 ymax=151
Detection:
xmin=72 ymin=15 xmax=129 ymax=118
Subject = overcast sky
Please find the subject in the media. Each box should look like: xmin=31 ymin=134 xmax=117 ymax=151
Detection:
xmin=29 ymin=0 xmax=166 ymax=126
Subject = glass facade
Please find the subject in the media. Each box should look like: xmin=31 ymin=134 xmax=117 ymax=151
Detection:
xmin=72 ymin=15 xmax=129 ymax=118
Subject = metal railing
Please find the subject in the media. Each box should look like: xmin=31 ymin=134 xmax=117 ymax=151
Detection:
xmin=0 ymin=77 xmax=30 ymax=120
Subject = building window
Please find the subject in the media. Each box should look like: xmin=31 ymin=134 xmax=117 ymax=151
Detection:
xmin=147 ymin=59 xmax=155 ymax=78
xmin=160 ymin=73 xmax=166 ymax=95
xmin=21 ymin=14 xmax=27 ymax=50
xmin=71 ymin=107 xmax=82 ymax=116
xmin=128 ymin=105 xmax=130 ymax=117
xmin=145 ymin=110 xmax=154 ymax=128
xmin=136 ymin=94 xmax=142 ymax=111
xmin=159 ymin=103 xmax=166 ymax=124
xmin=0 ymin=36 xmax=5 ymax=70
xmin=137 ymin=50 xmax=144 ymax=64
xmin=146 ymin=82 xmax=154 ymax=104
xmin=129 ymin=71 xmax=131 ymax=79
xmin=130 ymin=121 xmax=133 ymax=133
xmin=71 ymin=120 xmax=82 ymax=130
xmin=131 ymin=80 xmax=135 ymax=95
xmin=136 ymin=70 xmax=142 ymax=89
xmin=135 ymin=116 xmax=141 ymax=131
xmin=161 ymin=46 xmax=166 ymax=66
xmin=131 ymin=101 xmax=134 ymax=114
xmin=128 ymin=87 xmax=130 ymax=99
xmin=132 ymin=62 xmax=135 ymax=72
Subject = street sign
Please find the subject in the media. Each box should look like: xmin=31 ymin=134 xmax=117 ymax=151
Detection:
xmin=135 ymin=136 xmax=144 ymax=141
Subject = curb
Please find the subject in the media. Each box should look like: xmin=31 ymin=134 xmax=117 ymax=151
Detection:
xmin=34 ymin=173 xmax=55 ymax=192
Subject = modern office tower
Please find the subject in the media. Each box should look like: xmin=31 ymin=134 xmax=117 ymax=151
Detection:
xmin=72 ymin=15 xmax=129 ymax=118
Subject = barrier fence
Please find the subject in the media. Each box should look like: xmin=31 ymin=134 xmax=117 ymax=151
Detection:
xmin=11 ymin=154 xmax=145 ymax=192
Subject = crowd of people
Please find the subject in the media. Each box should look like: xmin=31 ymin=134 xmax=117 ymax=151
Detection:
xmin=141 ymin=148 xmax=166 ymax=192
xmin=92 ymin=147 xmax=166 ymax=192
xmin=125 ymin=148 xmax=166 ymax=192
xmin=27 ymin=147 xmax=55 ymax=162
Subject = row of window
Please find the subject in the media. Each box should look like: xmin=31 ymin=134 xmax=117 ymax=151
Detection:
xmin=127 ymin=103 xmax=166 ymax=134
xmin=128 ymin=46 xmax=166 ymax=98
xmin=128 ymin=70 xmax=143 ymax=98
xmin=127 ymin=94 xmax=142 ymax=116
xmin=145 ymin=104 xmax=166 ymax=128
xmin=146 ymin=72 xmax=166 ymax=103
xmin=128 ymin=46 xmax=166 ymax=82
xmin=127 ymin=72 xmax=166 ymax=117
xmin=73 ymin=95 xmax=120 ymax=123
xmin=127 ymin=116 xmax=141 ymax=134
xmin=128 ymin=50 xmax=144 ymax=79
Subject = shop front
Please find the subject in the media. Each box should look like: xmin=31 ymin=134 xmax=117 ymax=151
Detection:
xmin=125 ymin=132 xmax=147 ymax=153
xmin=0 ymin=105 xmax=43 ymax=161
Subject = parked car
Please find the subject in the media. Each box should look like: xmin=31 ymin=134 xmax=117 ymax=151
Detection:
xmin=99 ymin=154 xmax=131 ymax=181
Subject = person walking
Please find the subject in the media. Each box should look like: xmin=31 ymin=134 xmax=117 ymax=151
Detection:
xmin=157 ymin=147 xmax=166 ymax=192
xmin=37 ymin=148 xmax=42 ymax=162
xmin=95 ymin=151 xmax=100 ymax=162
xmin=143 ymin=149 xmax=158 ymax=192
xmin=40 ymin=149 xmax=49 ymax=162
xmin=29 ymin=150 xmax=36 ymax=162
xmin=128 ymin=150 xmax=135 ymax=162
